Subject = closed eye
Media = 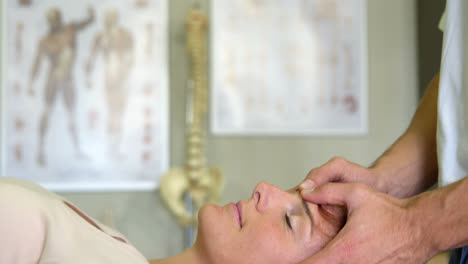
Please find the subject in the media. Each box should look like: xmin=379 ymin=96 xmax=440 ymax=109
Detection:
xmin=284 ymin=189 xmax=303 ymax=232
xmin=285 ymin=214 xmax=292 ymax=230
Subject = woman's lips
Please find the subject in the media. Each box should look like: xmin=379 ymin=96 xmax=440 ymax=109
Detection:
xmin=234 ymin=201 xmax=243 ymax=228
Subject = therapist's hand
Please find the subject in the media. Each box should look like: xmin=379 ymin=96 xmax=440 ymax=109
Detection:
xmin=299 ymin=157 xmax=385 ymax=193
xmin=300 ymin=183 xmax=433 ymax=264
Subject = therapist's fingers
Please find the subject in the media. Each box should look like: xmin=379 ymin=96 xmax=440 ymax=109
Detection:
xmin=300 ymin=182 xmax=368 ymax=210
xmin=301 ymin=184 xmax=416 ymax=264
xmin=301 ymin=157 xmax=348 ymax=190
xmin=301 ymin=157 xmax=378 ymax=193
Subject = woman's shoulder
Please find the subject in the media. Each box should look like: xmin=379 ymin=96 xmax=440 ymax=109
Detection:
xmin=0 ymin=177 xmax=55 ymax=220
xmin=0 ymin=178 xmax=49 ymax=263
xmin=1 ymin=177 xmax=49 ymax=192
xmin=0 ymin=177 xmax=62 ymax=202
xmin=0 ymin=177 xmax=65 ymax=222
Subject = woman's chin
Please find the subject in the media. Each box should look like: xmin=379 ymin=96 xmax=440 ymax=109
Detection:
xmin=197 ymin=203 xmax=224 ymax=234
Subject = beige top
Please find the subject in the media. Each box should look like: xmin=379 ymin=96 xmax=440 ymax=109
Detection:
xmin=0 ymin=177 xmax=149 ymax=263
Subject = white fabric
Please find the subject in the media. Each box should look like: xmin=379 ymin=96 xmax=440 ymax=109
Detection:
xmin=0 ymin=177 xmax=149 ymax=264
xmin=437 ymin=0 xmax=468 ymax=186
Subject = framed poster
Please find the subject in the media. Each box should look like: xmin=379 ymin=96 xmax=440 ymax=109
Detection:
xmin=211 ymin=0 xmax=368 ymax=135
xmin=1 ymin=0 xmax=168 ymax=191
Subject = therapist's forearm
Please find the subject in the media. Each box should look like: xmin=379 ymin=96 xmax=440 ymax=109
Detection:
xmin=409 ymin=176 xmax=468 ymax=255
xmin=371 ymin=73 xmax=440 ymax=198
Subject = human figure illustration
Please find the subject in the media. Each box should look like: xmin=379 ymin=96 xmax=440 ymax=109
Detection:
xmin=28 ymin=7 xmax=94 ymax=167
xmin=85 ymin=9 xmax=134 ymax=158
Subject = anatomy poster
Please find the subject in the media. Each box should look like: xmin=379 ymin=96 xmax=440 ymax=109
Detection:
xmin=1 ymin=0 xmax=168 ymax=191
xmin=211 ymin=0 xmax=368 ymax=135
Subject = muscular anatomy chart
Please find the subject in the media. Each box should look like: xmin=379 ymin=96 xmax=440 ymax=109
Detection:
xmin=211 ymin=0 xmax=367 ymax=134
xmin=3 ymin=0 xmax=168 ymax=190
xmin=85 ymin=9 xmax=134 ymax=158
xmin=28 ymin=7 xmax=94 ymax=167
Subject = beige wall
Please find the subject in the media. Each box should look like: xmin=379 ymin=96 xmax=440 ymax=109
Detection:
xmin=0 ymin=0 xmax=419 ymax=260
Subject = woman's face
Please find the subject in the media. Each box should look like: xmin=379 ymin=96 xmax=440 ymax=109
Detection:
xmin=195 ymin=182 xmax=345 ymax=264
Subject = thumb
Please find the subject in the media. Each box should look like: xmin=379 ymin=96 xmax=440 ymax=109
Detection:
xmin=302 ymin=158 xmax=348 ymax=189
xmin=301 ymin=182 xmax=361 ymax=208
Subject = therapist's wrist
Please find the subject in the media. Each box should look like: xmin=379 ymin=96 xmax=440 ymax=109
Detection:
xmin=404 ymin=192 xmax=445 ymax=259
xmin=369 ymin=161 xmax=419 ymax=198
xmin=367 ymin=165 xmax=395 ymax=195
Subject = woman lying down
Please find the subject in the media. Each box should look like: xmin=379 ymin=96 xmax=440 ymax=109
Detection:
xmin=0 ymin=177 xmax=346 ymax=264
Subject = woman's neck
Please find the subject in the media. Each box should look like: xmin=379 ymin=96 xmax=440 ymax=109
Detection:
xmin=148 ymin=246 xmax=206 ymax=264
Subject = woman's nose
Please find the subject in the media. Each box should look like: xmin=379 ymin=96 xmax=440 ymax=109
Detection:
xmin=253 ymin=181 xmax=283 ymax=213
